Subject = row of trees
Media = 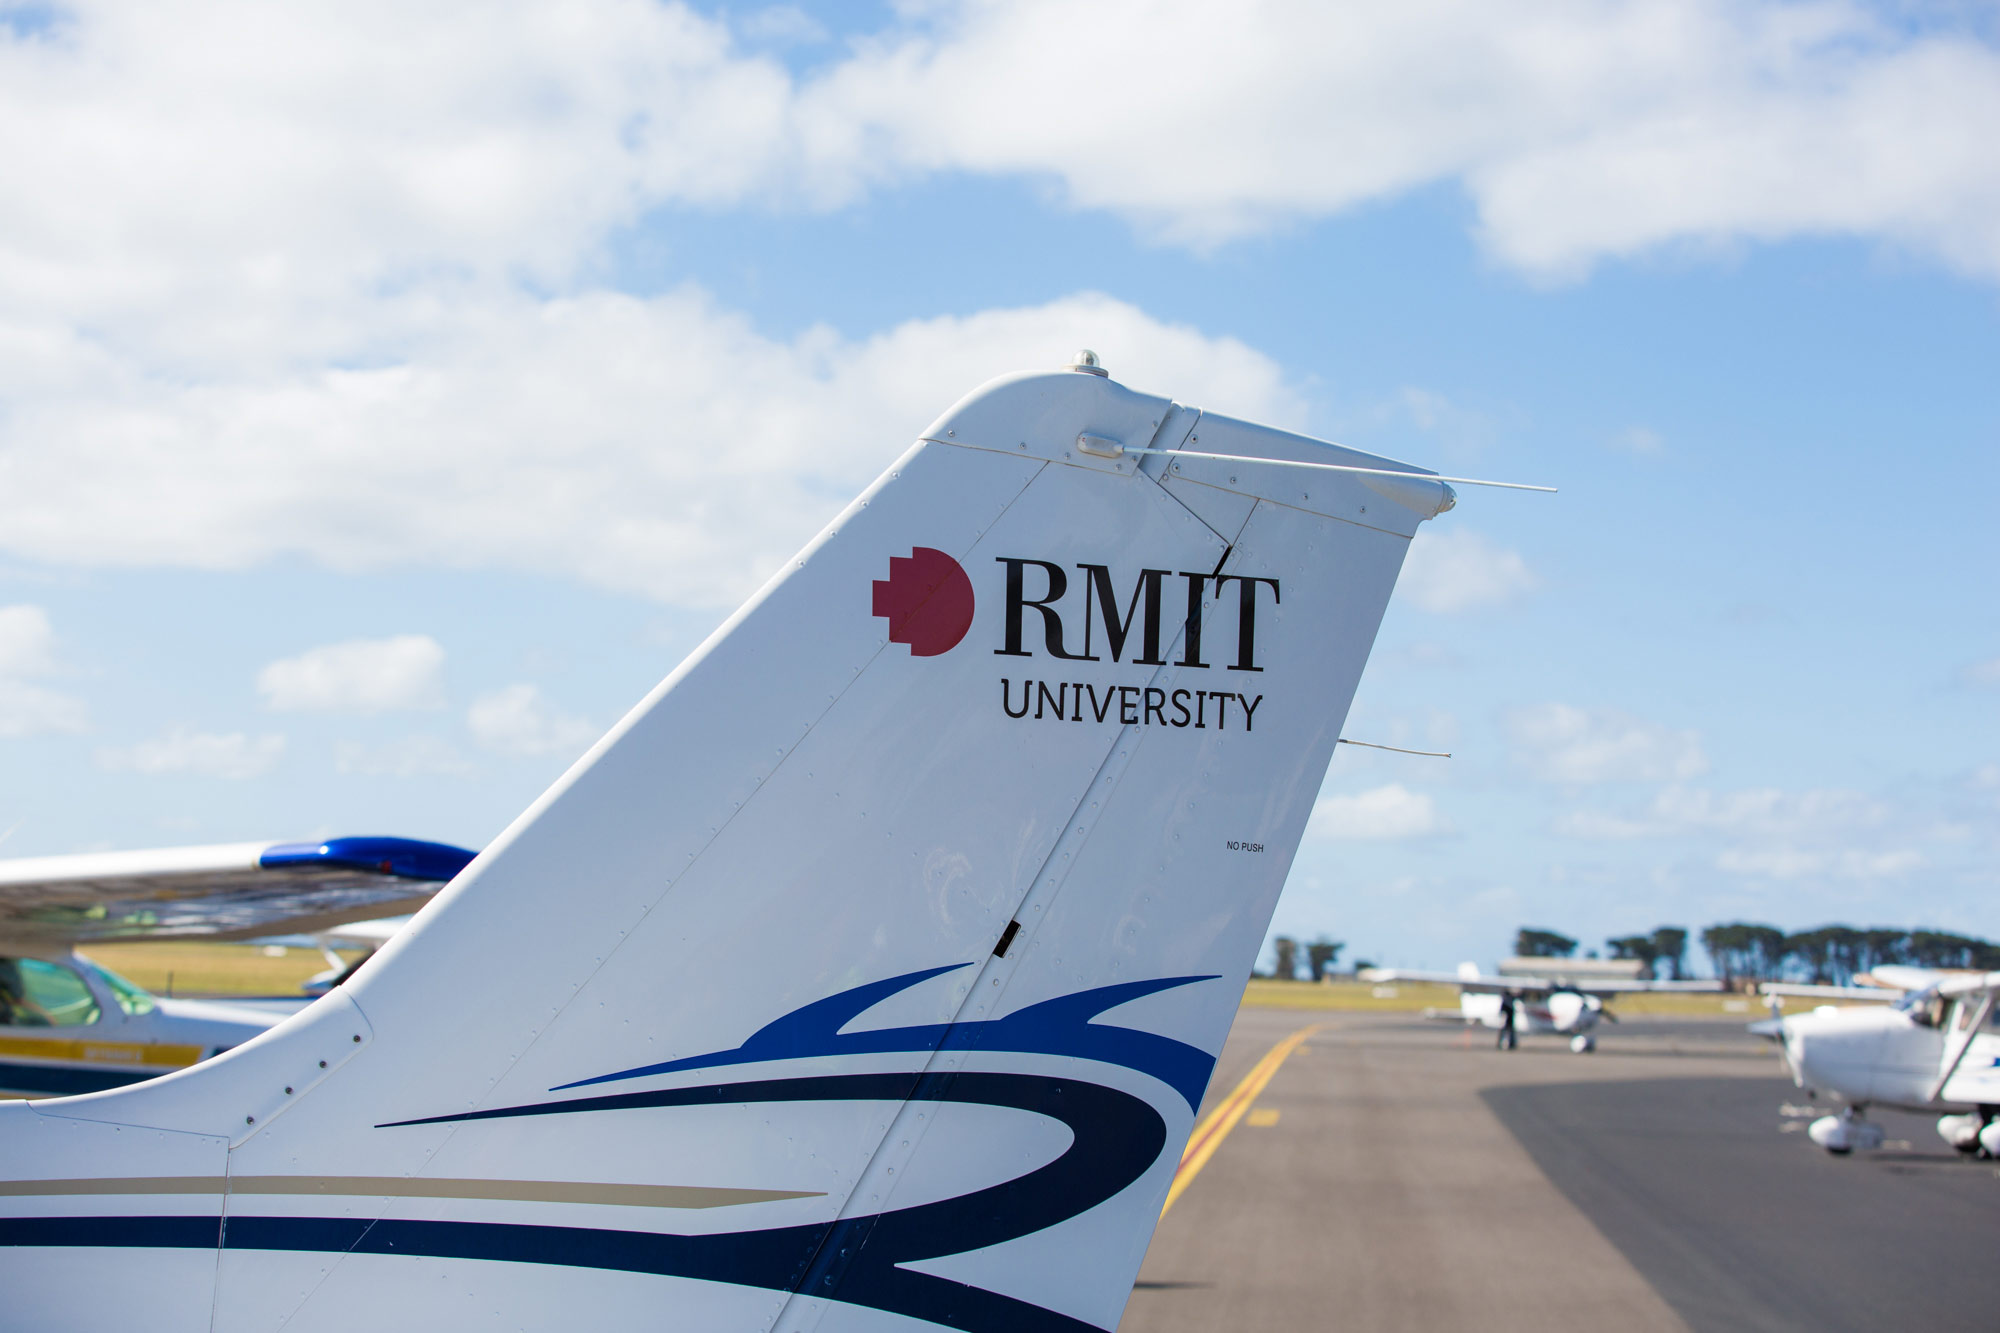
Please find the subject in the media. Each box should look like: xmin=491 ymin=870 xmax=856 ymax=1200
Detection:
xmin=1698 ymin=923 xmax=2000 ymax=986
xmin=1514 ymin=926 xmax=1690 ymax=980
xmin=1514 ymin=923 xmax=1999 ymax=986
xmin=1268 ymin=936 xmax=1344 ymax=981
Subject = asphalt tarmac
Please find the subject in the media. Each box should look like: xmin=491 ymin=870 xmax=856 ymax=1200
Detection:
xmin=1122 ymin=1007 xmax=2000 ymax=1333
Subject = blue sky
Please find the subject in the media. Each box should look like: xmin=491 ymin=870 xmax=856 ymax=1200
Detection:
xmin=0 ymin=1 xmax=1994 ymax=973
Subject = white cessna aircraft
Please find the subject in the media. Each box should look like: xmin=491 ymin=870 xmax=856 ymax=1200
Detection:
xmin=0 ymin=355 xmax=1521 ymax=1332
xmin=1757 ymin=966 xmax=2000 ymax=1155
xmin=0 ymin=837 xmax=473 ymax=1095
xmin=1361 ymin=961 xmax=1721 ymax=1052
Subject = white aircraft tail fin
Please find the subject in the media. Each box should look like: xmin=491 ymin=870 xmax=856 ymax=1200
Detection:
xmin=4 ymin=366 xmax=1453 ymax=1332
xmin=1457 ymin=960 xmax=1483 ymax=981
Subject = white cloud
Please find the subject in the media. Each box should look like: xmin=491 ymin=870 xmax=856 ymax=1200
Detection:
xmin=738 ymin=6 xmax=828 ymax=46
xmin=1506 ymin=703 xmax=1707 ymax=783
xmin=468 ymin=684 xmax=598 ymax=758
xmin=1390 ymin=387 xmax=1496 ymax=453
xmin=1716 ymin=846 xmax=1923 ymax=882
xmin=1610 ymin=426 xmax=1662 ymax=454
xmin=0 ymin=290 xmax=1299 ymax=606
xmin=1551 ymin=809 xmax=1663 ymax=840
xmin=257 ymin=635 xmax=446 ymax=713
xmin=0 ymin=2 xmax=1985 ymax=608
xmin=1648 ymin=784 xmax=1886 ymax=838
xmin=1308 ymin=784 xmax=1445 ymax=840
xmin=0 ymin=678 xmax=89 ymax=738
xmin=0 ymin=2 xmax=802 ymax=360
xmin=1398 ymin=529 xmax=1538 ymax=614
xmin=1560 ymin=784 xmax=1888 ymax=836
xmin=0 ymin=605 xmax=59 ymax=677
xmin=1959 ymin=656 xmax=2000 ymax=688
xmin=1386 ymin=641 xmax=1467 ymax=671
xmin=98 ymin=727 xmax=284 ymax=779
xmin=1556 ymin=781 xmax=1933 ymax=885
xmin=334 ymin=735 xmax=474 ymax=777
xmin=0 ymin=2 xmax=1987 ymax=361
xmin=0 ymin=604 xmax=87 ymax=735
xmin=805 ymin=1 xmax=2000 ymax=274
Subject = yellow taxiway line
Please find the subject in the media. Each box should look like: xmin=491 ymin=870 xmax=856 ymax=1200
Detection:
xmin=1161 ymin=1022 xmax=1319 ymax=1216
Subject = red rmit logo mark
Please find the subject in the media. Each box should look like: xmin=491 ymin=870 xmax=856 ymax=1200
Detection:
xmin=873 ymin=547 xmax=975 ymax=656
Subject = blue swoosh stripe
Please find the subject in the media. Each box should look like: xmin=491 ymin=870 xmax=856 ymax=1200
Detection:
xmin=553 ymin=965 xmax=1220 ymax=1111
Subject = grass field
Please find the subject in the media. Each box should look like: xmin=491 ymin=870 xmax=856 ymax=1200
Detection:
xmin=1239 ymin=978 xmax=1790 ymax=1018
xmin=75 ymin=944 xmax=1805 ymax=1021
xmin=81 ymin=942 xmax=367 ymax=997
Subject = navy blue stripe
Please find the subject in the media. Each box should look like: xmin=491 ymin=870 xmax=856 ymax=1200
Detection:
xmin=4 ymin=1068 xmax=1155 ymax=1332
xmin=382 ymin=1069 xmax=1157 ymax=1330
xmin=378 ymin=1069 xmax=930 ymax=1129
xmin=0 ymin=1215 xmax=221 ymax=1249
xmin=1 ymin=1212 xmax=1104 ymax=1331
xmin=0 ymin=1061 xmax=159 ymax=1096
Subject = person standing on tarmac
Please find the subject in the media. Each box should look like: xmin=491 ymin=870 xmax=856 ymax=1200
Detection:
xmin=1496 ymin=991 xmax=1517 ymax=1050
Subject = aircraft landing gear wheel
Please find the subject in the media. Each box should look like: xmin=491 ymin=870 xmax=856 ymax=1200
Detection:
xmin=1937 ymin=1113 xmax=1984 ymax=1154
xmin=1810 ymin=1107 xmax=1883 ymax=1154
xmin=1569 ymin=1035 xmax=1595 ymax=1054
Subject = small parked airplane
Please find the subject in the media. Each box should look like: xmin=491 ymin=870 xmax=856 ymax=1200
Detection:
xmin=0 ymin=836 xmax=473 ymax=1094
xmin=298 ymin=916 xmax=413 ymax=996
xmin=1361 ymin=961 xmax=1722 ymax=1051
xmin=1756 ymin=966 xmax=2000 ymax=1155
xmin=0 ymin=355 xmax=1520 ymax=1331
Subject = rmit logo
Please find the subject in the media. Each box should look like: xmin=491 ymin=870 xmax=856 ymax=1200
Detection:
xmin=873 ymin=548 xmax=975 ymax=656
xmin=994 ymin=559 xmax=1278 ymax=672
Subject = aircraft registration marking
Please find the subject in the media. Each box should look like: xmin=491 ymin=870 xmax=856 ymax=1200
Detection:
xmin=0 ymin=1176 xmax=823 ymax=1209
xmin=0 ymin=1037 xmax=205 ymax=1068
xmin=1161 ymin=1023 xmax=1317 ymax=1216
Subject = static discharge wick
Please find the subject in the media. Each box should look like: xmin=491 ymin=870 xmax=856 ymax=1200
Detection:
xmin=1123 ymin=446 xmax=1558 ymax=494
xmin=1338 ymin=738 xmax=1452 ymax=758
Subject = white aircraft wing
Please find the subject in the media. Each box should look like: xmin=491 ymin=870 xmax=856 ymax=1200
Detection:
xmin=1936 ymin=970 xmax=2000 ymax=1000
xmin=0 ymin=837 xmax=476 ymax=948
xmin=308 ymin=916 xmax=412 ymax=948
xmin=1360 ymin=967 xmax=1718 ymax=996
xmin=1863 ymin=964 xmax=1953 ymax=992
xmin=1759 ymin=981 xmax=1906 ymax=1002
xmin=1559 ymin=979 xmax=1724 ymax=995
xmin=1359 ymin=967 xmax=1502 ymax=988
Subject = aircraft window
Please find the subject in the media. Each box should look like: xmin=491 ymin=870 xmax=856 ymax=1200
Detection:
xmin=78 ymin=958 xmax=158 ymax=1016
xmin=0 ymin=958 xmax=103 ymax=1027
xmin=1895 ymin=991 xmax=1942 ymax=1027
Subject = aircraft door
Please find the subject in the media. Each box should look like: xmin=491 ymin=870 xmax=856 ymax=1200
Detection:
xmin=1935 ymin=992 xmax=2000 ymax=1106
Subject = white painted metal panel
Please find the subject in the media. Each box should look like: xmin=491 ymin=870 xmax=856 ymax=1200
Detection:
xmin=1 ymin=368 xmax=1438 ymax=1333
xmin=0 ymin=1104 xmax=226 ymax=1332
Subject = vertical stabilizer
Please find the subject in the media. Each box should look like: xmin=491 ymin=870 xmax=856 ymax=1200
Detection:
xmin=2 ymin=364 xmax=1455 ymax=1332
